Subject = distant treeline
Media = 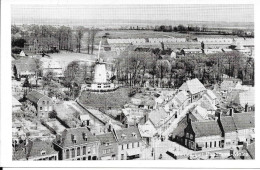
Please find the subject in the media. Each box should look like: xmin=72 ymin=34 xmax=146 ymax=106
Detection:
xmin=153 ymin=24 xmax=254 ymax=37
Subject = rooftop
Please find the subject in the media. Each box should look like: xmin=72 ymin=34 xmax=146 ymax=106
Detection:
xmin=179 ymin=78 xmax=206 ymax=95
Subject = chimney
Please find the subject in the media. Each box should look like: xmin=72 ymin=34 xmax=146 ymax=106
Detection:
xmin=187 ymin=112 xmax=191 ymax=124
xmin=229 ymin=108 xmax=234 ymax=117
xmin=245 ymin=103 xmax=249 ymax=112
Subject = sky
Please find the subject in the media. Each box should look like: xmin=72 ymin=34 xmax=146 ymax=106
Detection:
xmin=11 ymin=4 xmax=254 ymax=23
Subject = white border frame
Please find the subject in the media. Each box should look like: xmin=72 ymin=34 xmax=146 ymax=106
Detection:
xmin=1 ymin=0 xmax=258 ymax=168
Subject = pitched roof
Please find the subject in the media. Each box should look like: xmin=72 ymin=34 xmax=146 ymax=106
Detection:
xmin=13 ymin=139 xmax=57 ymax=160
xmin=205 ymin=89 xmax=217 ymax=100
xmin=114 ymin=127 xmax=142 ymax=144
xmin=191 ymin=105 xmax=208 ymax=121
xmin=220 ymin=112 xmax=254 ymax=132
xmin=191 ymin=121 xmax=222 ymax=138
xmin=54 ymin=127 xmax=99 ymax=148
xmin=96 ymin=132 xmax=117 ymax=144
xmin=233 ymin=112 xmax=254 ymax=130
xmin=179 ymin=78 xmax=206 ymax=95
xmin=234 ymin=88 xmax=255 ymax=107
xmin=220 ymin=80 xmax=237 ymax=91
xmin=174 ymin=90 xmax=189 ymax=104
xmin=27 ymin=138 xmax=57 ymax=158
xmin=12 ymin=96 xmax=22 ymax=106
xmin=148 ymin=107 xmax=168 ymax=125
xmin=26 ymin=90 xmax=45 ymax=104
xmin=12 ymin=57 xmax=37 ymax=73
xmin=220 ymin=116 xmax=237 ymax=132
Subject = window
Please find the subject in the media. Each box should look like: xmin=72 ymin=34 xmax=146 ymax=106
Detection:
xmin=190 ymin=134 xmax=193 ymax=140
xmin=132 ymin=143 xmax=135 ymax=148
xmin=87 ymin=147 xmax=91 ymax=154
xmin=210 ymin=142 xmax=212 ymax=148
xmin=121 ymin=145 xmax=124 ymax=150
xmin=71 ymin=148 xmax=75 ymax=158
xmin=121 ymin=154 xmax=124 ymax=160
xmin=214 ymin=141 xmax=216 ymax=147
xmin=43 ymin=101 xmax=45 ymax=105
xmin=41 ymin=150 xmax=46 ymax=155
xmin=138 ymin=142 xmax=140 ymax=147
xmin=205 ymin=142 xmax=207 ymax=148
xmin=219 ymin=141 xmax=221 ymax=147
xmin=127 ymin=144 xmax=129 ymax=149
xmin=40 ymin=107 xmax=43 ymax=111
xmin=83 ymin=146 xmax=86 ymax=155
xmin=77 ymin=147 xmax=80 ymax=156
xmin=186 ymin=133 xmax=189 ymax=138
xmin=66 ymin=149 xmax=70 ymax=159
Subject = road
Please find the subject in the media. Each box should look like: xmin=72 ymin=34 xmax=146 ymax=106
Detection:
xmin=162 ymin=102 xmax=197 ymax=137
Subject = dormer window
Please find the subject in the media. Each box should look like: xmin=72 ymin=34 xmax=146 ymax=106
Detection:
xmin=82 ymin=133 xmax=87 ymax=141
xmin=121 ymin=134 xmax=126 ymax=139
xmin=41 ymin=150 xmax=46 ymax=155
xmin=132 ymin=133 xmax=137 ymax=138
xmin=71 ymin=134 xmax=77 ymax=143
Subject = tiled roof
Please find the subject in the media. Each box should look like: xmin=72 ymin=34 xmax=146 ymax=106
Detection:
xmin=12 ymin=57 xmax=37 ymax=73
xmin=179 ymin=78 xmax=206 ymax=95
xmin=26 ymin=90 xmax=45 ymax=104
xmin=114 ymin=127 xmax=142 ymax=144
xmin=220 ymin=116 xmax=237 ymax=132
xmin=27 ymin=138 xmax=57 ymax=158
xmin=233 ymin=112 xmax=254 ymax=130
xmin=54 ymin=127 xmax=99 ymax=148
xmin=220 ymin=112 xmax=254 ymax=132
xmin=96 ymin=132 xmax=117 ymax=144
xmin=191 ymin=121 xmax=222 ymax=138
xmin=13 ymin=139 xmax=57 ymax=160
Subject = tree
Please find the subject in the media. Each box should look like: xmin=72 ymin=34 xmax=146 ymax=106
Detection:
xmin=89 ymin=28 xmax=99 ymax=54
xmin=156 ymin=59 xmax=171 ymax=87
xmin=75 ymin=26 xmax=85 ymax=53
xmin=34 ymin=58 xmax=42 ymax=89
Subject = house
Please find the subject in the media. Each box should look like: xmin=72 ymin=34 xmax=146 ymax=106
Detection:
xmin=12 ymin=57 xmax=37 ymax=79
xmin=12 ymin=96 xmax=22 ymax=112
xmin=138 ymin=121 xmax=157 ymax=146
xmin=41 ymin=58 xmax=64 ymax=78
xmin=96 ymin=132 xmax=118 ymax=160
xmin=114 ymin=127 xmax=143 ymax=160
xmin=233 ymin=88 xmax=255 ymax=112
xmin=121 ymin=108 xmax=148 ymax=127
xmin=53 ymin=127 xmax=100 ymax=160
xmin=144 ymin=107 xmax=169 ymax=132
xmin=184 ymin=120 xmax=223 ymax=151
xmin=166 ymin=90 xmax=190 ymax=116
xmin=13 ymin=138 xmax=58 ymax=161
xmin=218 ymin=112 xmax=255 ymax=148
xmin=181 ymin=49 xmax=202 ymax=55
xmin=220 ymin=79 xmax=241 ymax=97
xmin=26 ymin=90 xmax=53 ymax=118
xmin=190 ymin=105 xmax=209 ymax=121
xmin=203 ymin=49 xmax=223 ymax=55
xmin=179 ymin=78 xmax=206 ymax=102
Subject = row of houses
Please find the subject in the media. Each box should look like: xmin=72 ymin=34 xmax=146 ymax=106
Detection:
xmin=181 ymin=111 xmax=255 ymax=151
xmin=181 ymin=48 xmax=251 ymax=56
xmin=107 ymin=38 xmax=254 ymax=45
xmin=13 ymin=127 xmax=143 ymax=161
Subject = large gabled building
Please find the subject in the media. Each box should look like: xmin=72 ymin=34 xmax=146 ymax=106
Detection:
xmin=53 ymin=127 xmax=100 ymax=160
